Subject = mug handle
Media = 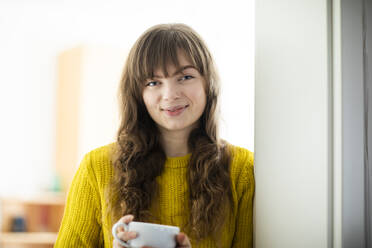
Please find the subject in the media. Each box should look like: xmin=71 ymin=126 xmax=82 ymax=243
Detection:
xmin=112 ymin=222 xmax=131 ymax=247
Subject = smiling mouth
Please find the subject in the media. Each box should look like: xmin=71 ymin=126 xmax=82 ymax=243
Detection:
xmin=162 ymin=105 xmax=189 ymax=112
xmin=161 ymin=105 xmax=189 ymax=116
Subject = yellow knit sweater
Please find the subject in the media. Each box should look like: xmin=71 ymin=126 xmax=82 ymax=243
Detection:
xmin=55 ymin=143 xmax=254 ymax=248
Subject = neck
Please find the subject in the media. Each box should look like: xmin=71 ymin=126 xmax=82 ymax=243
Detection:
xmin=159 ymin=128 xmax=192 ymax=157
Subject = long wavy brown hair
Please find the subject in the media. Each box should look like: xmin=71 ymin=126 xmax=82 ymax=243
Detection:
xmin=106 ymin=23 xmax=233 ymax=242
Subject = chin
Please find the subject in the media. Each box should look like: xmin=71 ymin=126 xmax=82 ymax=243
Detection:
xmin=165 ymin=126 xmax=187 ymax=131
xmin=161 ymin=123 xmax=190 ymax=131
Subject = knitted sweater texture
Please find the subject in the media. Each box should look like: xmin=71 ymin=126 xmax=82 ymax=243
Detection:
xmin=55 ymin=143 xmax=254 ymax=248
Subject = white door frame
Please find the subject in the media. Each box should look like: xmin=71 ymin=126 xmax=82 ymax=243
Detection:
xmin=254 ymin=0 xmax=368 ymax=247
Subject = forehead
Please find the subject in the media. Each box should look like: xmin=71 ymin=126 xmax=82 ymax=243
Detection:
xmin=152 ymin=51 xmax=196 ymax=77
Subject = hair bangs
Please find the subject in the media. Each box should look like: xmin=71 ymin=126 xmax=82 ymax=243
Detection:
xmin=134 ymin=27 xmax=207 ymax=83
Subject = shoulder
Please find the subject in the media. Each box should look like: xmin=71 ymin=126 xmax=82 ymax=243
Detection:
xmin=228 ymin=144 xmax=254 ymax=171
xmin=84 ymin=142 xmax=116 ymax=164
xmin=229 ymin=144 xmax=254 ymax=163
xmin=226 ymin=143 xmax=254 ymax=186
xmin=78 ymin=143 xmax=116 ymax=186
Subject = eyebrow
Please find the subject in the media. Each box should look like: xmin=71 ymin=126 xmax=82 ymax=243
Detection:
xmin=152 ymin=65 xmax=197 ymax=78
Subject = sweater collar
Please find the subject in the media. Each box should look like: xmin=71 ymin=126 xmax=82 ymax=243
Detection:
xmin=165 ymin=153 xmax=191 ymax=168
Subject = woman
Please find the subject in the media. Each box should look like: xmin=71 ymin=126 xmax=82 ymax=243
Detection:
xmin=55 ymin=23 xmax=254 ymax=248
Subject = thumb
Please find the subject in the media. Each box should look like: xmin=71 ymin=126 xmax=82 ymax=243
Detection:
xmin=176 ymin=232 xmax=189 ymax=246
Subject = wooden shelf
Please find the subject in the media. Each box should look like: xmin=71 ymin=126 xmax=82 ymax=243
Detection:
xmin=0 ymin=192 xmax=65 ymax=247
xmin=0 ymin=232 xmax=58 ymax=244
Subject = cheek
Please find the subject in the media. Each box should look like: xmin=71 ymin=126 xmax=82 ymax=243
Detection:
xmin=191 ymin=87 xmax=207 ymax=107
xmin=142 ymin=91 xmax=153 ymax=110
xmin=196 ymin=90 xmax=206 ymax=100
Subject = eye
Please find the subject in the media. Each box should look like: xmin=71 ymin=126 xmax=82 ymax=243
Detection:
xmin=179 ymin=75 xmax=194 ymax=81
xmin=145 ymin=81 xmax=159 ymax=87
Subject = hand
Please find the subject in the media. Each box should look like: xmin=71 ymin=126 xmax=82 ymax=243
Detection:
xmin=113 ymin=215 xmax=137 ymax=248
xmin=142 ymin=232 xmax=192 ymax=248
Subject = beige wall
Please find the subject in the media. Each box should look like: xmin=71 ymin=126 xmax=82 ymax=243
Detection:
xmin=56 ymin=45 xmax=126 ymax=191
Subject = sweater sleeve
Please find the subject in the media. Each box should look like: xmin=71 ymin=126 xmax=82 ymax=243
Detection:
xmin=55 ymin=152 xmax=103 ymax=247
xmin=231 ymin=151 xmax=255 ymax=248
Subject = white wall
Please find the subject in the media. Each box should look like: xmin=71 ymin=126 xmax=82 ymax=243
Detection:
xmin=255 ymin=0 xmax=332 ymax=247
xmin=0 ymin=0 xmax=254 ymax=196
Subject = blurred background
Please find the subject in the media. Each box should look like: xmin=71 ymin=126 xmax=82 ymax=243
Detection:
xmin=0 ymin=0 xmax=254 ymax=246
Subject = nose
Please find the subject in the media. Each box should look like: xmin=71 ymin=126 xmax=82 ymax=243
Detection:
xmin=162 ymin=81 xmax=180 ymax=101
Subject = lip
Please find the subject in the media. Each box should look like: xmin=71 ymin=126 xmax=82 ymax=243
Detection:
xmin=161 ymin=105 xmax=188 ymax=111
xmin=161 ymin=105 xmax=189 ymax=116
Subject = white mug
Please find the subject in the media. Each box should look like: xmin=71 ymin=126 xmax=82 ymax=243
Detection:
xmin=112 ymin=221 xmax=180 ymax=248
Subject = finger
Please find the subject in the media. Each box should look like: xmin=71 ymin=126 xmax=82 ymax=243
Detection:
xmin=116 ymin=215 xmax=134 ymax=232
xmin=176 ymin=232 xmax=191 ymax=246
xmin=117 ymin=230 xmax=137 ymax=242
xmin=119 ymin=214 xmax=134 ymax=224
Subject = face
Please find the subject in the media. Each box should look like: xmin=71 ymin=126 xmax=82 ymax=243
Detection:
xmin=142 ymin=52 xmax=207 ymax=136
